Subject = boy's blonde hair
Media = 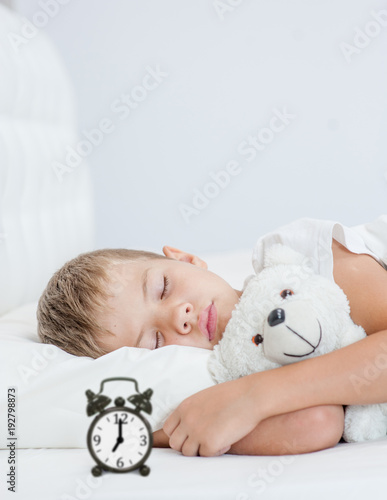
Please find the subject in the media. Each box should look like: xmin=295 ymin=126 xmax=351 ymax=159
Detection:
xmin=37 ymin=248 xmax=169 ymax=358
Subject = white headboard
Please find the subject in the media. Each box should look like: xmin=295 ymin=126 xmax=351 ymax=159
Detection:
xmin=0 ymin=4 xmax=95 ymax=315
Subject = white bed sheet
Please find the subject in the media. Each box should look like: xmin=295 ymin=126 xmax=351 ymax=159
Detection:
xmin=2 ymin=439 xmax=387 ymax=500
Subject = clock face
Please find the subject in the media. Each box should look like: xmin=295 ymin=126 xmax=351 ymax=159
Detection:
xmin=87 ymin=407 xmax=153 ymax=473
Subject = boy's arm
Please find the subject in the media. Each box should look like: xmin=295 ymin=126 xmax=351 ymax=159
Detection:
xmin=228 ymin=405 xmax=344 ymax=455
xmin=163 ymin=243 xmax=387 ymax=456
xmin=154 ymin=405 xmax=344 ymax=455
xmin=164 ymin=329 xmax=387 ymax=457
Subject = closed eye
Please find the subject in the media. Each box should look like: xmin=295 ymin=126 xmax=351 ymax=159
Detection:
xmin=161 ymin=276 xmax=169 ymax=299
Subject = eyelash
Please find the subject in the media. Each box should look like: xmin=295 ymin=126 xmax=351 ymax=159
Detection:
xmin=161 ymin=275 xmax=169 ymax=299
xmin=155 ymin=332 xmax=161 ymax=349
xmin=154 ymin=276 xmax=169 ymax=349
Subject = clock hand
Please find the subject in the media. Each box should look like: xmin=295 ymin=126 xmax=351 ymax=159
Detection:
xmin=118 ymin=418 xmax=123 ymax=439
xmin=112 ymin=419 xmax=124 ymax=452
xmin=112 ymin=439 xmax=120 ymax=452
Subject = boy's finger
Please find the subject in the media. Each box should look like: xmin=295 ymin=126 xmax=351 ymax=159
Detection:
xmin=169 ymin=427 xmax=189 ymax=453
xmin=181 ymin=437 xmax=200 ymax=457
xmin=163 ymin=412 xmax=180 ymax=437
xmin=215 ymin=446 xmax=231 ymax=456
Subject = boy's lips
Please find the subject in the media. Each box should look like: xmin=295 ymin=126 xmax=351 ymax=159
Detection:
xmin=198 ymin=302 xmax=217 ymax=341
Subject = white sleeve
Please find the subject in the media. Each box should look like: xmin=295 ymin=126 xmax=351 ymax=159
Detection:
xmin=252 ymin=217 xmax=386 ymax=281
xmin=350 ymin=215 xmax=387 ymax=267
xmin=252 ymin=218 xmax=336 ymax=278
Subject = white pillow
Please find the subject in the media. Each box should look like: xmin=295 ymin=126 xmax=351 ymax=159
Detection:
xmin=0 ymin=302 xmax=216 ymax=449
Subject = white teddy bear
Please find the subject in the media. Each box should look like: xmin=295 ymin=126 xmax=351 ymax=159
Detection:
xmin=208 ymin=243 xmax=387 ymax=443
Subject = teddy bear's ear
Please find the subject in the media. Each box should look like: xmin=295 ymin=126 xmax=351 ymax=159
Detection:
xmin=242 ymin=274 xmax=255 ymax=290
xmin=263 ymin=244 xmax=310 ymax=268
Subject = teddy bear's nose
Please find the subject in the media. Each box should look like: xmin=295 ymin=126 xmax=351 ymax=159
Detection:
xmin=268 ymin=308 xmax=285 ymax=326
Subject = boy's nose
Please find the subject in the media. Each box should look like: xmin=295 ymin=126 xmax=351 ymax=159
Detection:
xmin=175 ymin=303 xmax=194 ymax=334
xmin=161 ymin=302 xmax=194 ymax=335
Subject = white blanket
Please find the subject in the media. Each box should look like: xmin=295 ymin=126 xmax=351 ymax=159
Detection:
xmin=2 ymin=440 xmax=387 ymax=499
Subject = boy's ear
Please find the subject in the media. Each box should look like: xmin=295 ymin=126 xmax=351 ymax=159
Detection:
xmin=162 ymin=246 xmax=208 ymax=269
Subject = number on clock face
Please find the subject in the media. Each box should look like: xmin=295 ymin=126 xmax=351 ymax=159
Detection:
xmin=90 ymin=408 xmax=150 ymax=472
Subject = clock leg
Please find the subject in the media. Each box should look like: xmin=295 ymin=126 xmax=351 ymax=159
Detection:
xmin=91 ymin=465 xmax=103 ymax=477
xmin=139 ymin=465 xmax=150 ymax=476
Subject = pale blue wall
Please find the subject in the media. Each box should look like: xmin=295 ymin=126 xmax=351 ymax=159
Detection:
xmin=13 ymin=0 xmax=387 ymax=255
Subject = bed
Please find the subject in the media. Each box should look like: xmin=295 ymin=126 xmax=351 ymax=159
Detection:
xmin=3 ymin=304 xmax=387 ymax=500
xmin=1 ymin=3 xmax=387 ymax=499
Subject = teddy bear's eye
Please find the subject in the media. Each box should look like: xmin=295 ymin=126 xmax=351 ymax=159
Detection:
xmin=280 ymin=289 xmax=294 ymax=299
xmin=252 ymin=334 xmax=263 ymax=346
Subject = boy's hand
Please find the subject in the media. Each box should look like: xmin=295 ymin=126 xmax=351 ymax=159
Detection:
xmin=163 ymin=377 xmax=261 ymax=457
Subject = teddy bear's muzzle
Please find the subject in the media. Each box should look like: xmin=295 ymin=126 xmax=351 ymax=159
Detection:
xmin=263 ymin=302 xmax=323 ymax=365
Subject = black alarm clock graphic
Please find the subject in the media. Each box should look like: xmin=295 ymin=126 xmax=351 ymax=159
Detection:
xmin=85 ymin=377 xmax=153 ymax=477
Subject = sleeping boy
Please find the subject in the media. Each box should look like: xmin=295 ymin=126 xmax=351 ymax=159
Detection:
xmin=37 ymin=216 xmax=387 ymax=457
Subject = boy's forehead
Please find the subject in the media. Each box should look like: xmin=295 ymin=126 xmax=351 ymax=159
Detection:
xmin=106 ymin=260 xmax=143 ymax=294
xmin=106 ymin=258 xmax=166 ymax=295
